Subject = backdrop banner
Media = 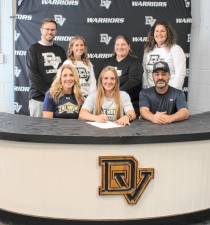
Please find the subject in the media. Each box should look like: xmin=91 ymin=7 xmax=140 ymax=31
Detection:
xmin=15 ymin=0 xmax=192 ymax=115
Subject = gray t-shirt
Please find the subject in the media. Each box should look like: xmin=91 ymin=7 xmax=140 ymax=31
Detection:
xmin=139 ymin=86 xmax=188 ymax=114
xmin=82 ymin=91 xmax=134 ymax=121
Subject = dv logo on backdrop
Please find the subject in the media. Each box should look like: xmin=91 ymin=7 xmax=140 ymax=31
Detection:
xmin=185 ymin=53 xmax=190 ymax=59
xmin=99 ymin=156 xmax=154 ymax=204
xmin=100 ymin=0 xmax=112 ymax=9
xmin=184 ymin=0 xmax=191 ymax=7
xmin=100 ymin=34 xmax=112 ymax=45
xmin=14 ymin=102 xmax=22 ymax=113
xmin=17 ymin=0 xmax=24 ymax=6
xmin=14 ymin=66 xmax=21 ymax=78
xmin=54 ymin=15 xmax=66 ymax=26
xmin=145 ymin=16 xmax=156 ymax=27
xmin=15 ymin=31 xmax=20 ymax=42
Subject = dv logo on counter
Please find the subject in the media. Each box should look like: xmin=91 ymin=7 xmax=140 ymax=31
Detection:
xmin=99 ymin=156 xmax=154 ymax=204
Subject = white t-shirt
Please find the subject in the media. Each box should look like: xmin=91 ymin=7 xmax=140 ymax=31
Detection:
xmin=63 ymin=59 xmax=96 ymax=97
xmin=82 ymin=91 xmax=134 ymax=121
xmin=142 ymin=44 xmax=186 ymax=90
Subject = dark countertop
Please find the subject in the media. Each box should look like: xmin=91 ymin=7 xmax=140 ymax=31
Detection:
xmin=0 ymin=112 xmax=210 ymax=144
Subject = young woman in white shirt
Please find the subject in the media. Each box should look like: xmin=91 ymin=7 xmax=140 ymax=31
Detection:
xmin=63 ymin=36 xmax=96 ymax=98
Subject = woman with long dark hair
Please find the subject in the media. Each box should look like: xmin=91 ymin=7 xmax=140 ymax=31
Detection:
xmin=143 ymin=20 xmax=186 ymax=90
xmin=102 ymin=35 xmax=142 ymax=114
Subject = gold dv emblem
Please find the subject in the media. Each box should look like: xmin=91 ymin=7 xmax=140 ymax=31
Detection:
xmin=99 ymin=156 xmax=154 ymax=205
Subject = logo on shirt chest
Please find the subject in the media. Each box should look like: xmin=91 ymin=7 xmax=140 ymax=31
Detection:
xmin=42 ymin=52 xmax=62 ymax=71
xmin=58 ymin=102 xmax=79 ymax=114
xmin=77 ymin=67 xmax=90 ymax=82
xmin=148 ymin=55 xmax=160 ymax=65
xmin=102 ymin=108 xmax=116 ymax=116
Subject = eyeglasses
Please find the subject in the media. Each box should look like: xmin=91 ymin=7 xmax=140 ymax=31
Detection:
xmin=41 ymin=27 xmax=56 ymax=32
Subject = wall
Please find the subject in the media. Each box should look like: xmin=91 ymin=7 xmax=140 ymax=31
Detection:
xmin=188 ymin=0 xmax=210 ymax=114
xmin=0 ymin=0 xmax=14 ymax=113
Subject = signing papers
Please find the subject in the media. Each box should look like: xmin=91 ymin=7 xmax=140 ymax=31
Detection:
xmin=86 ymin=121 xmax=122 ymax=129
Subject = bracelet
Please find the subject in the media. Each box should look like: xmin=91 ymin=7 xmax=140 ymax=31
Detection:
xmin=125 ymin=114 xmax=132 ymax=121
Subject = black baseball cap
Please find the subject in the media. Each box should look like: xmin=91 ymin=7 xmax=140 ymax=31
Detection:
xmin=152 ymin=61 xmax=170 ymax=73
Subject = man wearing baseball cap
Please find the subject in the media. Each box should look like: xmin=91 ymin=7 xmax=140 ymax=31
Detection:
xmin=139 ymin=61 xmax=189 ymax=124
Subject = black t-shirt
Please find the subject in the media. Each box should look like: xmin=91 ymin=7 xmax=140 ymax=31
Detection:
xmin=43 ymin=92 xmax=80 ymax=119
xmin=26 ymin=42 xmax=66 ymax=101
xmin=103 ymin=55 xmax=142 ymax=102
xmin=139 ymin=86 xmax=188 ymax=114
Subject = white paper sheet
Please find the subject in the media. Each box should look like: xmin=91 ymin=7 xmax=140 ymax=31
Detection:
xmin=86 ymin=121 xmax=122 ymax=129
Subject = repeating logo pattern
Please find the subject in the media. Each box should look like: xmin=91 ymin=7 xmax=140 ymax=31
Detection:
xmin=100 ymin=0 xmax=112 ymax=9
xmin=184 ymin=0 xmax=191 ymax=7
xmin=14 ymin=66 xmax=21 ymax=78
xmin=41 ymin=0 xmax=79 ymax=6
xmin=145 ymin=16 xmax=156 ymax=27
xmin=54 ymin=15 xmax=66 ymax=26
xmin=132 ymin=1 xmax=167 ymax=7
xmin=100 ymin=34 xmax=112 ymax=45
xmin=17 ymin=0 xmax=24 ymax=6
xmin=99 ymin=156 xmax=154 ymax=204
xmin=15 ymin=31 xmax=20 ymax=42
xmin=14 ymin=102 xmax=22 ymax=113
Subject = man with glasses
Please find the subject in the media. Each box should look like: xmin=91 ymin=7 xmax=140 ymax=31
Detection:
xmin=139 ymin=61 xmax=189 ymax=124
xmin=26 ymin=18 xmax=66 ymax=117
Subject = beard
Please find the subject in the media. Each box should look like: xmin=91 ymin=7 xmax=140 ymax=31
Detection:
xmin=155 ymin=80 xmax=167 ymax=89
xmin=46 ymin=35 xmax=54 ymax=41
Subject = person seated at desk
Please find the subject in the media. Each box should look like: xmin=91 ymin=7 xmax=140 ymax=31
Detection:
xmin=139 ymin=61 xmax=189 ymax=124
xmin=42 ymin=64 xmax=84 ymax=119
xmin=79 ymin=66 xmax=136 ymax=126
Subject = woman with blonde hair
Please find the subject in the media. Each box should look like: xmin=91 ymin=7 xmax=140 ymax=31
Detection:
xmin=79 ymin=66 xmax=136 ymax=126
xmin=42 ymin=64 xmax=83 ymax=119
xmin=63 ymin=35 xmax=96 ymax=98
xmin=143 ymin=20 xmax=186 ymax=90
